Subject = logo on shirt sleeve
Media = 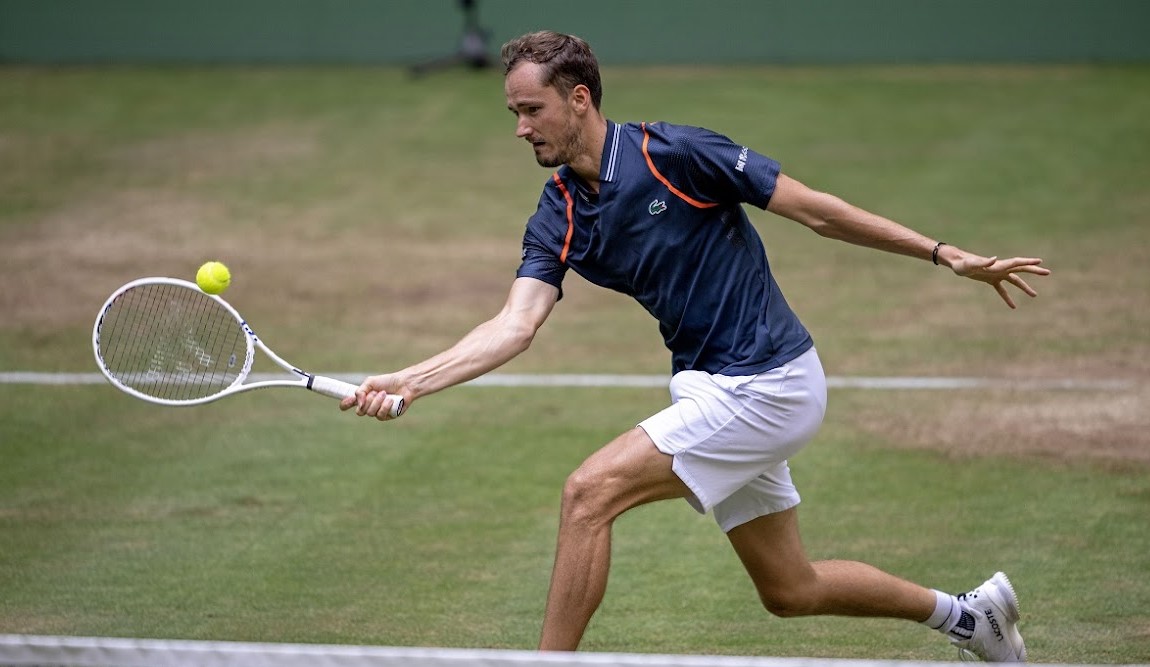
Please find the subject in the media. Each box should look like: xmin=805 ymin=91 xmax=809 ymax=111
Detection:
xmin=736 ymin=146 xmax=749 ymax=173
xmin=648 ymin=198 xmax=668 ymax=216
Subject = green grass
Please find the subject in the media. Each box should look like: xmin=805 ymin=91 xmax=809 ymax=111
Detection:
xmin=2 ymin=386 xmax=1148 ymax=660
xmin=1 ymin=64 xmax=1148 ymax=662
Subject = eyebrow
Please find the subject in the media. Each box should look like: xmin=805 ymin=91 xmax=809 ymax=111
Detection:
xmin=507 ymin=98 xmax=543 ymax=112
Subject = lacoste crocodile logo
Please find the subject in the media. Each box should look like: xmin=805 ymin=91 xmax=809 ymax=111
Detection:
xmin=648 ymin=198 xmax=667 ymax=215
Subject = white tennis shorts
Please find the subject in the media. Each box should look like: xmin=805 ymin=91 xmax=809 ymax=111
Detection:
xmin=638 ymin=347 xmax=827 ymax=532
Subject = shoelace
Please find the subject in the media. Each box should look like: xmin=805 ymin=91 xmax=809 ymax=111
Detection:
xmin=955 ymin=587 xmax=984 ymax=661
xmin=957 ymin=646 xmax=980 ymax=662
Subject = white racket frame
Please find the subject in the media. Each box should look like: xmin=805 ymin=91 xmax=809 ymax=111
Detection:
xmin=92 ymin=277 xmax=403 ymax=417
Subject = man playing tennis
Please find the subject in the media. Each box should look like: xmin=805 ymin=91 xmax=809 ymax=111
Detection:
xmin=342 ymin=30 xmax=1048 ymax=662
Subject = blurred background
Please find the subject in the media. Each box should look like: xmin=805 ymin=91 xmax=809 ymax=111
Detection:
xmin=2 ymin=0 xmax=1148 ymax=67
xmin=2 ymin=1 xmax=1148 ymax=663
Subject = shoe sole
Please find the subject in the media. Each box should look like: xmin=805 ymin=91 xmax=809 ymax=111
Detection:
xmin=987 ymin=572 xmax=1021 ymax=622
xmin=986 ymin=572 xmax=1027 ymax=661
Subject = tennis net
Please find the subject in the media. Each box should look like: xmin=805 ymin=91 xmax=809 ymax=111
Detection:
xmin=0 ymin=635 xmax=1136 ymax=667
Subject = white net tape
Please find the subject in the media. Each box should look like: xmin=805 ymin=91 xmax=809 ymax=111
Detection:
xmin=0 ymin=372 xmax=1137 ymax=391
xmin=0 ymin=636 xmax=1138 ymax=667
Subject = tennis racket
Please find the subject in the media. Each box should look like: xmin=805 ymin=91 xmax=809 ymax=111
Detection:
xmin=92 ymin=277 xmax=404 ymax=417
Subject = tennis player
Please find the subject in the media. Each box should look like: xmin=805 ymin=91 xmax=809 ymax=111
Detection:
xmin=343 ymin=31 xmax=1048 ymax=662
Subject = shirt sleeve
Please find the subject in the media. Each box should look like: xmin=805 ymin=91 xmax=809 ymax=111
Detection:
xmin=515 ymin=187 xmax=569 ymax=297
xmin=674 ymin=125 xmax=781 ymax=210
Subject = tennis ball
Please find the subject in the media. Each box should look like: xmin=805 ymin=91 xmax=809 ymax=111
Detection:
xmin=196 ymin=261 xmax=231 ymax=295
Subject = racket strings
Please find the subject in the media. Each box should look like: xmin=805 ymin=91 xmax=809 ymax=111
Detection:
xmin=98 ymin=283 xmax=248 ymax=401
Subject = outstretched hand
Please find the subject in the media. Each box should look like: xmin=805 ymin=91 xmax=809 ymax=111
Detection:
xmin=339 ymin=373 xmax=407 ymax=421
xmin=949 ymin=254 xmax=1051 ymax=309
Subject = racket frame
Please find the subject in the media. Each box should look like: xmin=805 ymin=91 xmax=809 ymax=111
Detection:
xmin=92 ymin=277 xmax=403 ymax=416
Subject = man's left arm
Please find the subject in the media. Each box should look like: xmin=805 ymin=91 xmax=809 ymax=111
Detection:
xmin=766 ymin=173 xmax=1051 ymax=309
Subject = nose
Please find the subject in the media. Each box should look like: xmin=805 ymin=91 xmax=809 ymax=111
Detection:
xmin=515 ymin=117 xmax=532 ymax=139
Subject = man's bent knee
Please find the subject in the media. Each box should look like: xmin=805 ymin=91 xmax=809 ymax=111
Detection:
xmin=560 ymin=466 xmax=615 ymax=527
xmin=559 ymin=429 xmax=687 ymax=528
xmin=757 ymin=583 xmax=820 ymax=618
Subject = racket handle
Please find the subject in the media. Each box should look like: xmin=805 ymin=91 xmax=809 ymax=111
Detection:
xmin=310 ymin=375 xmax=405 ymax=418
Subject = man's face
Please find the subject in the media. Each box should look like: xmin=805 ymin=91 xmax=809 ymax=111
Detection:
xmin=505 ymin=62 xmax=584 ymax=168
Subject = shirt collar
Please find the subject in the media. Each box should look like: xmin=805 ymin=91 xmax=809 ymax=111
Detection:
xmin=599 ymin=120 xmax=621 ymax=183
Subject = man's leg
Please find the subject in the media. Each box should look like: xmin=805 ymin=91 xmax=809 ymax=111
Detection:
xmin=538 ymin=427 xmax=691 ymax=651
xmin=726 ymin=507 xmax=936 ymax=620
xmin=727 ymin=509 xmax=1026 ymax=661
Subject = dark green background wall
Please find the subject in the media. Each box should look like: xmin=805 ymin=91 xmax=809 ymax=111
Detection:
xmin=2 ymin=0 xmax=1147 ymax=65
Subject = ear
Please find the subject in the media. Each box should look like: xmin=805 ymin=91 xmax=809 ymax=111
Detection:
xmin=569 ymin=84 xmax=593 ymax=114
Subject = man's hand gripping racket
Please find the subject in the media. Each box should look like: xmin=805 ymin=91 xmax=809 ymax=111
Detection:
xmin=93 ymin=277 xmax=405 ymax=418
xmin=339 ymin=373 xmax=408 ymax=421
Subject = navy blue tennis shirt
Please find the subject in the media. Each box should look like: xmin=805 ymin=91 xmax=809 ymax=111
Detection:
xmin=517 ymin=120 xmax=813 ymax=376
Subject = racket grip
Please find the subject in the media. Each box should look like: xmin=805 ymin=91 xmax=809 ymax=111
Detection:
xmin=310 ymin=375 xmax=405 ymax=418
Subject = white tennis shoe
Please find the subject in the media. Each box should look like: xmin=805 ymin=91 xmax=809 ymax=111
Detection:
xmin=952 ymin=571 xmax=1027 ymax=662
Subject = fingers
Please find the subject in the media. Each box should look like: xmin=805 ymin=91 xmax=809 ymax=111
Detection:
xmin=994 ymin=281 xmax=1017 ymax=309
xmin=991 ymin=271 xmax=1044 ymax=308
xmin=991 ymin=256 xmax=1049 ymax=273
xmin=353 ymin=385 xmax=371 ymax=414
xmin=1007 ymin=272 xmax=1038 ymax=297
xmin=963 ymin=254 xmax=1049 ymax=308
xmin=341 ymin=374 xmax=405 ymax=421
xmin=354 ymin=390 xmax=403 ymax=421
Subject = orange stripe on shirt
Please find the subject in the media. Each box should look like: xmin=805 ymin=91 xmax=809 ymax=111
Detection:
xmin=552 ymin=172 xmax=575 ymax=263
xmin=641 ymin=122 xmax=718 ymax=209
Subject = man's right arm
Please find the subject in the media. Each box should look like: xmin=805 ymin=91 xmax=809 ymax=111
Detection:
xmin=341 ymin=276 xmax=560 ymax=420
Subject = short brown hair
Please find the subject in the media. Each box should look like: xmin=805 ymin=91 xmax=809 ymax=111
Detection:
xmin=501 ymin=31 xmax=603 ymax=109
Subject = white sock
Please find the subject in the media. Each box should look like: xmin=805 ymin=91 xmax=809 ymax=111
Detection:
xmin=923 ymin=589 xmax=975 ymax=640
xmin=923 ymin=590 xmax=959 ymax=630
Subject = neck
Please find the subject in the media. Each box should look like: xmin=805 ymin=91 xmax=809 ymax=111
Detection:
xmin=568 ymin=113 xmax=608 ymax=192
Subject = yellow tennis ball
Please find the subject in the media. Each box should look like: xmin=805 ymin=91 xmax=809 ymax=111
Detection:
xmin=196 ymin=261 xmax=231 ymax=295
